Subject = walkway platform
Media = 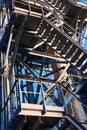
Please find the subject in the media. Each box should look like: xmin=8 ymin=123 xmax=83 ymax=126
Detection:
xmin=13 ymin=103 xmax=64 ymax=130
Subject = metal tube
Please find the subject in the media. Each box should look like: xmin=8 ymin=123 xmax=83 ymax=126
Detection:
xmin=26 ymin=50 xmax=61 ymax=60
xmin=65 ymin=115 xmax=86 ymax=130
xmin=4 ymin=29 xmax=13 ymax=67
xmin=40 ymin=82 xmax=47 ymax=114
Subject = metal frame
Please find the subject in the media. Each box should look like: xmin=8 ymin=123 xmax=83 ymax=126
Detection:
xmin=0 ymin=0 xmax=87 ymax=130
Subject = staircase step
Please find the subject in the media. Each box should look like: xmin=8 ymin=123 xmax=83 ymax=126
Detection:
xmin=42 ymin=25 xmax=52 ymax=39
xmin=71 ymin=49 xmax=82 ymax=63
xmin=61 ymin=41 xmax=71 ymax=54
xmin=76 ymin=54 xmax=87 ymax=67
xmin=38 ymin=21 xmax=47 ymax=35
xmin=52 ymin=34 xmax=61 ymax=46
xmin=59 ymin=1 xmax=66 ymax=10
xmin=81 ymin=62 xmax=87 ymax=71
xmin=65 ymin=44 xmax=77 ymax=58
xmin=50 ymin=0 xmax=57 ymax=6
xmin=55 ymin=0 xmax=63 ymax=9
xmin=47 ymin=29 xmax=57 ymax=42
xmin=57 ymin=42 xmax=64 ymax=51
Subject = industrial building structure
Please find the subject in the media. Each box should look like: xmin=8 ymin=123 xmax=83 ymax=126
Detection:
xmin=0 ymin=0 xmax=87 ymax=130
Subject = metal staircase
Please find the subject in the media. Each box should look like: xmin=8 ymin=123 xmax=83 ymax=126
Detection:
xmin=0 ymin=0 xmax=87 ymax=130
xmin=37 ymin=18 xmax=87 ymax=76
xmin=2 ymin=0 xmax=86 ymax=76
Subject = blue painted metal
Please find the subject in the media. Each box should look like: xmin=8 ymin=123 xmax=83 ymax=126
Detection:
xmin=0 ymin=0 xmax=87 ymax=130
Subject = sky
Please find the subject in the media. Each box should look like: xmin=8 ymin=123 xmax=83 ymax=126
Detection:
xmin=82 ymin=0 xmax=87 ymax=4
xmin=82 ymin=0 xmax=87 ymax=50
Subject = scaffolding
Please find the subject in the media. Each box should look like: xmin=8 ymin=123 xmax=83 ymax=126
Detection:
xmin=0 ymin=0 xmax=87 ymax=130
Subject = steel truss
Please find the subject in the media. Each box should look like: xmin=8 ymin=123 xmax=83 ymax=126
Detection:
xmin=0 ymin=0 xmax=87 ymax=130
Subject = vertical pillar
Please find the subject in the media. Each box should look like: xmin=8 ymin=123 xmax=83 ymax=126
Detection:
xmin=1 ymin=52 xmax=5 ymax=130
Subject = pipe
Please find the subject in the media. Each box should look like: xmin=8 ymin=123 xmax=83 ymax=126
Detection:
xmin=65 ymin=115 xmax=86 ymax=130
